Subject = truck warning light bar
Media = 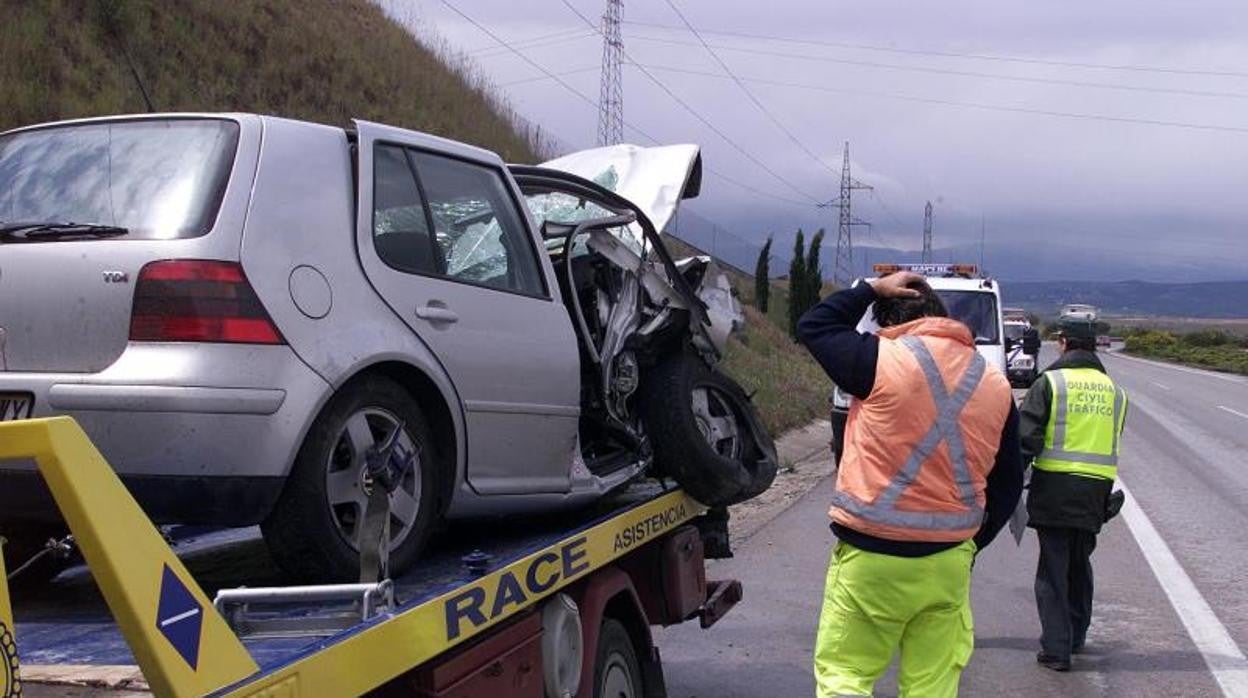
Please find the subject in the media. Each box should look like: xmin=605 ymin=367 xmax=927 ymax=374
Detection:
xmin=872 ymin=263 xmax=979 ymax=278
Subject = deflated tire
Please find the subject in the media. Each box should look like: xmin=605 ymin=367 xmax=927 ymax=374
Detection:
xmin=639 ymin=351 xmax=778 ymax=506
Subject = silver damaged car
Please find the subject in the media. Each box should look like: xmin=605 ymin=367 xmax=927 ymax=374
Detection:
xmin=0 ymin=114 xmax=777 ymax=581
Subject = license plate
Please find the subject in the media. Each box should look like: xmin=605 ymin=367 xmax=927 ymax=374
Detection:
xmin=0 ymin=392 xmax=34 ymax=421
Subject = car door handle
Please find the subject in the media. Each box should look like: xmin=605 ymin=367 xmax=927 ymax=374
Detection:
xmin=415 ymin=305 xmax=459 ymax=324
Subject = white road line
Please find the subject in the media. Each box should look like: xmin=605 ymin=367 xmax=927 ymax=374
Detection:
xmin=1118 ymin=480 xmax=1248 ymax=697
xmin=1151 ymin=381 xmax=1172 ymax=391
xmin=159 ymin=607 xmax=200 ymax=628
xmin=1218 ymin=405 xmax=1248 ymax=420
xmin=1107 ymin=352 xmax=1247 ymax=385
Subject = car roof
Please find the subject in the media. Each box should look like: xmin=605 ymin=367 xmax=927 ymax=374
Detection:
xmin=0 ymin=112 xmax=256 ymax=137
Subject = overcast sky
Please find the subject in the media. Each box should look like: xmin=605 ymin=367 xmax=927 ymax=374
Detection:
xmin=383 ymin=1 xmax=1248 ymax=281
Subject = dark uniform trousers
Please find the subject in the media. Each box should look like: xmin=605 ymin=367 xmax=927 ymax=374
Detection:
xmin=1035 ymin=526 xmax=1097 ymax=658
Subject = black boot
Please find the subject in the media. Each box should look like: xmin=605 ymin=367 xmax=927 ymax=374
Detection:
xmin=1037 ymin=652 xmax=1071 ymax=672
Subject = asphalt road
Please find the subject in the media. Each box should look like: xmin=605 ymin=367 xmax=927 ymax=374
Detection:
xmin=657 ymin=344 xmax=1248 ymax=697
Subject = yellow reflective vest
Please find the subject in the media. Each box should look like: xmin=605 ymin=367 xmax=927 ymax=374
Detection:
xmin=1034 ymin=368 xmax=1127 ymax=481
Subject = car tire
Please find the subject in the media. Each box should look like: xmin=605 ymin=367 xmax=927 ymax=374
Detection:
xmin=262 ymin=376 xmax=440 ymax=583
xmin=593 ymin=618 xmax=643 ymax=698
xmin=640 ymin=351 xmax=777 ymax=507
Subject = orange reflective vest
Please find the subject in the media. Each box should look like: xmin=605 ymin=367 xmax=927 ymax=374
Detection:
xmin=831 ymin=317 xmax=1013 ymax=543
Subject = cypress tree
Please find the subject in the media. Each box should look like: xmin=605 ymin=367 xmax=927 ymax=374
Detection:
xmin=788 ymin=229 xmax=806 ymax=339
xmin=805 ymin=228 xmax=826 ymax=312
xmin=754 ymin=236 xmax=773 ymax=314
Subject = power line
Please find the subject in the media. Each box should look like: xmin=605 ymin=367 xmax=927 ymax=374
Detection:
xmin=559 ymin=0 xmax=823 ymax=203
xmin=627 ymin=33 xmax=1248 ymax=101
xmin=621 ymin=19 xmax=1248 ymax=80
xmin=500 ymin=65 xmax=599 ymax=87
xmin=471 ymin=28 xmax=596 ymax=57
xmin=658 ymin=0 xmax=841 ymax=179
xmin=439 ymin=0 xmax=815 ymax=240
xmin=702 ymin=167 xmax=816 ymax=208
xmin=635 ymin=63 xmax=1248 ymax=134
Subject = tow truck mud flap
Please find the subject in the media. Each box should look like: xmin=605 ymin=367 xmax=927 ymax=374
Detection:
xmin=0 ymin=417 xmax=708 ymax=697
xmin=699 ymin=580 xmax=743 ymax=629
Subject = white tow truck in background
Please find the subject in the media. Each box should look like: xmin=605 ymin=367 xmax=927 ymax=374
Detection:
xmin=829 ymin=263 xmax=1006 ymax=463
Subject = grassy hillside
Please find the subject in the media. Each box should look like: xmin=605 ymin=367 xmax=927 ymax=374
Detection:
xmin=0 ymin=0 xmax=543 ymax=160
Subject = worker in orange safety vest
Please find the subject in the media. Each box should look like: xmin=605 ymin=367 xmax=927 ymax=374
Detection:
xmin=797 ymin=271 xmax=1024 ymax=697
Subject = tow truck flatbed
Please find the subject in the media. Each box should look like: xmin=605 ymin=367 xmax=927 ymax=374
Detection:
xmin=14 ymin=485 xmax=687 ymax=670
xmin=1 ymin=418 xmax=736 ymax=697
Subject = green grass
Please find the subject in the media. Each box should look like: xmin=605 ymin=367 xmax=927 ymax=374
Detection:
xmin=0 ymin=0 xmax=545 ymax=161
xmin=1123 ymin=329 xmax=1248 ymax=376
xmin=722 ymin=301 xmax=832 ymax=436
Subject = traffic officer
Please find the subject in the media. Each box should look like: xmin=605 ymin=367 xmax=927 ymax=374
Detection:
xmin=798 ymin=272 xmax=1023 ymax=697
xmin=1021 ymin=317 xmax=1127 ymax=671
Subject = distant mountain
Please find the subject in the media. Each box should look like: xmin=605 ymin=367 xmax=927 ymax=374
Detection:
xmin=1000 ymin=280 xmax=1248 ymax=319
xmin=665 ymin=214 xmax=1247 ymax=318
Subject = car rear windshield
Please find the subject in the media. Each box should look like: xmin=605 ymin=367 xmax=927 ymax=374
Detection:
xmin=1005 ymin=323 xmax=1027 ymax=340
xmin=936 ymin=290 xmax=1000 ymax=344
xmin=0 ymin=119 xmax=239 ymax=240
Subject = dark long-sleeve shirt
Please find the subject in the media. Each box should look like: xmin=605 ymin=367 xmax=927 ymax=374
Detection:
xmin=797 ymin=283 xmax=1025 ymax=554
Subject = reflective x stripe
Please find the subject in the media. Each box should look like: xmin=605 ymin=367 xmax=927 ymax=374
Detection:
xmin=831 ymin=337 xmax=987 ymax=531
xmin=1040 ymin=371 xmax=1122 ymax=467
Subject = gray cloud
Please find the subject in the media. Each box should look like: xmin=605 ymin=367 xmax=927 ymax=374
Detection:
xmin=385 ymin=0 xmax=1248 ymax=281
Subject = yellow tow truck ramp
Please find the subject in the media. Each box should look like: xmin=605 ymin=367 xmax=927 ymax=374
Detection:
xmin=0 ymin=417 xmax=738 ymax=697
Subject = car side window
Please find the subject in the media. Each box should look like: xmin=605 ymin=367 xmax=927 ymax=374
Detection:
xmin=409 ymin=151 xmax=545 ymax=296
xmin=372 ymin=145 xmax=438 ymax=275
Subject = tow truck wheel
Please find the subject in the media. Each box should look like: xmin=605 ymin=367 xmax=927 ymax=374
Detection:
xmin=593 ymin=618 xmax=643 ymax=698
xmin=262 ymin=376 xmax=439 ymax=583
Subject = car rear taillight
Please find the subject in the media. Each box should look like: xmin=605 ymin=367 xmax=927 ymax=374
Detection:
xmin=129 ymin=260 xmax=285 ymax=344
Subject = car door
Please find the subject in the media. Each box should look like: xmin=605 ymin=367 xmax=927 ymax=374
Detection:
xmin=355 ymin=122 xmax=581 ymax=495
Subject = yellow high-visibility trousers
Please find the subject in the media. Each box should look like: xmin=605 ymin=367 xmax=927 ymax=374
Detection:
xmin=814 ymin=540 xmax=976 ymax=698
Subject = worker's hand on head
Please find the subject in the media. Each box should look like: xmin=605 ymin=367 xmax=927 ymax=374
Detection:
xmin=868 ymin=271 xmax=925 ymax=299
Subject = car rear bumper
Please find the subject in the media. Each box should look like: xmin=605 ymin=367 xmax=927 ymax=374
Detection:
xmin=46 ymin=383 xmax=286 ymax=414
xmin=0 ymin=343 xmax=331 ymax=523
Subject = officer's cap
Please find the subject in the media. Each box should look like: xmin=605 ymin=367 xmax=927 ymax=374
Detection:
xmin=1057 ymin=317 xmax=1097 ymax=340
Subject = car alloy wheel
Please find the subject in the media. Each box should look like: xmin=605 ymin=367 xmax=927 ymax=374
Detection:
xmin=324 ymin=407 xmax=422 ymax=551
xmin=690 ymin=385 xmax=742 ymax=460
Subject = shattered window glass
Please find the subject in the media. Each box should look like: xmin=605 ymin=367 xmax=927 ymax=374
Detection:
xmin=522 ymin=188 xmax=645 ymax=257
xmin=410 ymin=152 xmax=545 ymax=296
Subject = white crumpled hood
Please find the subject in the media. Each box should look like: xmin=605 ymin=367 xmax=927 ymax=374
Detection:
xmin=539 ymin=144 xmax=700 ymax=233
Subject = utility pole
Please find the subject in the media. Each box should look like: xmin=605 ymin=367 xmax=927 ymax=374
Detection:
xmin=596 ymin=0 xmax=624 ymax=146
xmin=922 ymin=201 xmax=933 ymax=263
xmin=979 ymin=215 xmax=986 ymax=272
xmin=818 ymin=142 xmax=872 ymax=286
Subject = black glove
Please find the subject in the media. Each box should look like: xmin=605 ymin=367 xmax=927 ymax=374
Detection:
xmin=1104 ymin=490 xmax=1125 ymax=522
